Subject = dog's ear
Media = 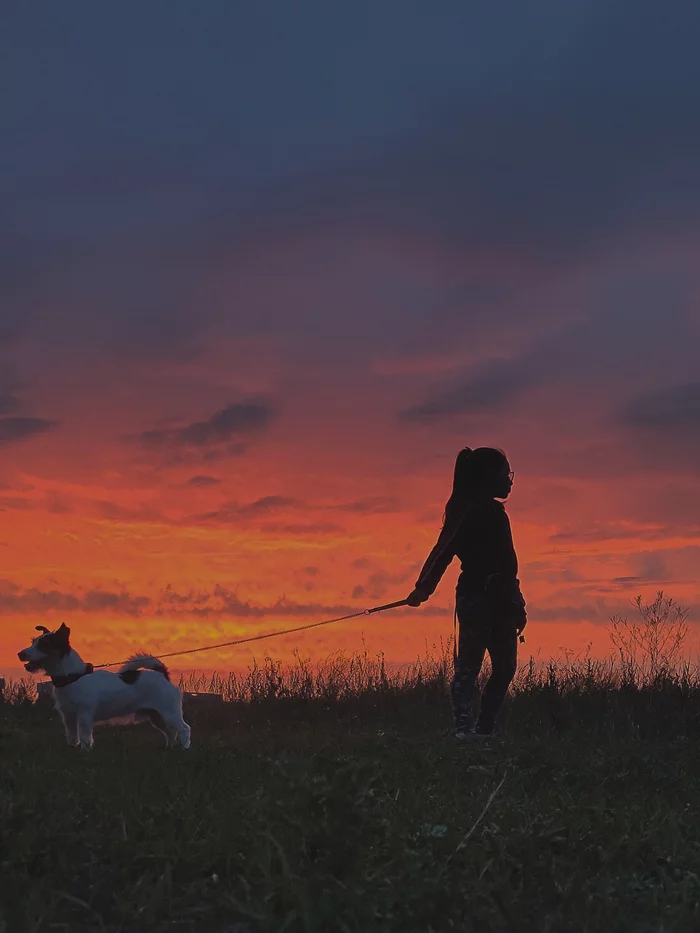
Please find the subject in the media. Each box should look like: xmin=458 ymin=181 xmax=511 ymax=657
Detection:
xmin=56 ymin=622 xmax=71 ymax=643
xmin=35 ymin=625 xmax=50 ymax=635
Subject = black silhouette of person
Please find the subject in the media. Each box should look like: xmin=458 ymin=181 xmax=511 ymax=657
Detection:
xmin=406 ymin=447 xmax=526 ymax=739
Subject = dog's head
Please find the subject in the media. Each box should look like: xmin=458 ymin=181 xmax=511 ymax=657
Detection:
xmin=17 ymin=623 xmax=71 ymax=673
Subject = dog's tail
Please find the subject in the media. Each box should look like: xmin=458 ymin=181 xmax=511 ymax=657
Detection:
xmin=119 ymin=654 xmax=171 ymax=681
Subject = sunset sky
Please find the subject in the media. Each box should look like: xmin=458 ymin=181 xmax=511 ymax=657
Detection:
xmin=3 ymin=2 xmax=700 ymax=678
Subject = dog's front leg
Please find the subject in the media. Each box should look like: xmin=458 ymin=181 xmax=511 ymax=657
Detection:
xmin=62 ymin=711 xmax=80 ymax=746
xmin=77 ymin=712 xmax=94 ymax=750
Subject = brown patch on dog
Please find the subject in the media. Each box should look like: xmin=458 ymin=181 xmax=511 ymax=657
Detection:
xmin=119 ymin=669 xmax=141 ymax=685
xmin=121 ymin=657 xmax=171 ymax=680
xmin=21 ymin=623 xmax=72 ymax=671
xmin=36 ymin=626 xmax=71 ymax=658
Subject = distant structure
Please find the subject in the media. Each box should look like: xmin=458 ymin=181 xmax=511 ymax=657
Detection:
xmin=182 ymin=691 xmax=224 ymax=710
xmin=36 ymin=682 xmax=55 ymax=704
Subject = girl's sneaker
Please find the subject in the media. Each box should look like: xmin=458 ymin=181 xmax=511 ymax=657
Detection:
xmin=455 ymin=728 xmax=491 ymax=742
xmin=453 ymin=713 xmax=472 ymax=739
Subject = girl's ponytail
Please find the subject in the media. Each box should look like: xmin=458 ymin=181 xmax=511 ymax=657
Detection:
xmin=443 ymin=447 xmax=473 ymax=523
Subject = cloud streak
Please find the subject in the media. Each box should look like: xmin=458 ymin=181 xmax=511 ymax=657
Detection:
xmin=192 ymin=495 xmax=299 ymax=524
xmin=0 ymin=579 xmax=358 ymax=622
xmin=0 ymin=390 xmax=20 ymax=415
xmin=398 ymin=359 xmax=537 ymax=423
xmin=0 ymin=416 xmax=56 ymax=446
xmin=621 ymin=382 xmax=700 ymax=433
xmin=140 ymin=402 xmax=275 ymax=453
xmin=328 ymin=496 xmax=401 ymax=515
xmin=186 ymin=474 xmax=222 ymax=487
xmin=0 ymin=580 xmax=150 ymax=616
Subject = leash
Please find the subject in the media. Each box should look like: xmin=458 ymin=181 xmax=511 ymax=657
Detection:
xmin=92 ymin=598 xmax=410 ymax=669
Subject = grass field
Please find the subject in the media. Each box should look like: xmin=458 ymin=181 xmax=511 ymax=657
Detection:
xmin=3 ymin=638 xmax=700 ymax=933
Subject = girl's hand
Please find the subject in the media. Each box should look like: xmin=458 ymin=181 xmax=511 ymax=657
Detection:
xmin=406 ymin=588 xmax=428 ymax=607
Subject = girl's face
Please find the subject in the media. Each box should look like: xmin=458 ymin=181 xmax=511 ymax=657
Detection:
xmin=491 ymin=463 xmax=514 ymax=500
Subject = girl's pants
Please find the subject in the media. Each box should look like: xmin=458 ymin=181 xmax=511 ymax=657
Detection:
xmin=451 ymin=593 xmax=519 ymax=734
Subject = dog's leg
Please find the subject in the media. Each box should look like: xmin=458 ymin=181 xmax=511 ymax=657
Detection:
xmin=165 ymin=724 xmax=179 ymax=747
xmin=143 ymin=709 xmax=173 ymax=748
xmin=162 ymin=708 xmax=191 ymax=749
xmin=77 ymin=712 xmax=94 ymax=750
xmin=175 ymin=717 xmax=191 ymax=749
xmin=62 ymin=711 xmax=79 ymax=746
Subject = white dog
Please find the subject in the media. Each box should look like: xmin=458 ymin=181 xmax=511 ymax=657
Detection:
xmin=17 ymin=623 xmax=191 ymax=750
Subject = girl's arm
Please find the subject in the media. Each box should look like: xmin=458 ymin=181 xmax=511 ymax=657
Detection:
xmin=407 ymin=507 xmax=467 ymax=604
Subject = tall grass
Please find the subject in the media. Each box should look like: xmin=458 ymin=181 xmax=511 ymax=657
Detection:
xmin=3 ymin=592 xmax=700 ymax=931
xmin=6 ymin=640 xmax=700 ymax=744
xmin=179 ymin=643 xmax=453 ymax=702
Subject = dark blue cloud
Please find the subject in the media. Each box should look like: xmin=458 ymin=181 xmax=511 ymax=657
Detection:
xmin=4 ymin=0 xmax=700 ymax=363
xmin=328 ymin=497 xmax=401 ymax=515
xmin=186 ymin=475 xmax=222 ymax=488
xmin=0 ymin=391 xmax=19 ymax=416
xmin=0 ymin=580 xmax=150 ymax=616
xmin=621 ymin=383 xmax=700 ymax=433
xmin=140 ymin=401 xmax=275 ymax=453
xmin=183 ymin=0 xmax=700 ymax=259
xmin=194 ymin=496 xmax=300 ymax=524
xmin=399 ymin=359 xmax=536 ymax=422
xmin=398 ymin=267 xmax=697 ymax=423
xmin=0 ymin=417 xmax=56 ymax=446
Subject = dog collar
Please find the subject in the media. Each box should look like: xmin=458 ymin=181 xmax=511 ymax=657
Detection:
xmin=50 ymin=664 xmax=94 ymax=688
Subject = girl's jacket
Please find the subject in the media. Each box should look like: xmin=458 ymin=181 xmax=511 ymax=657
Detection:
xmin=414 ymin=497 xmax=526 ymax=618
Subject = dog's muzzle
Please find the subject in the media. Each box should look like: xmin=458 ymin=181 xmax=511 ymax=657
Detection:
xmin=18 ymin=650 xmax=44 ymax=673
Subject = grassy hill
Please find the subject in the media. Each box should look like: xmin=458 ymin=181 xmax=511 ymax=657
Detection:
xmin=3 ymin=636 xmax=700 ymax=932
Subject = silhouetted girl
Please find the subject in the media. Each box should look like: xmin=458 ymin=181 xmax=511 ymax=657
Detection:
xmin=407 ymin=447 xmax=526 ymax=739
